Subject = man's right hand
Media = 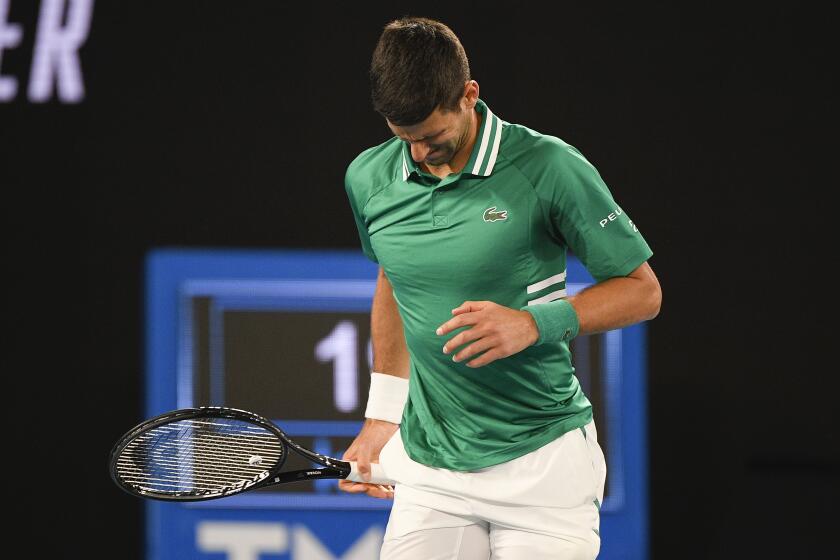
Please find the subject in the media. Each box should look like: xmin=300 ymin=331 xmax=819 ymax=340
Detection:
xmin=339 ymin=418 xmax=399 ymax=499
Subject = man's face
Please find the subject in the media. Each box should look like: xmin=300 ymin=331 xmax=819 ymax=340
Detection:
xmin=387 ymin=103 xmax=472 ymax=167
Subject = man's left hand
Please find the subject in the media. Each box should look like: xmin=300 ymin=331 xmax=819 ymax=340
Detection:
xmin=436 ymin=301 xmax=539 ymax=367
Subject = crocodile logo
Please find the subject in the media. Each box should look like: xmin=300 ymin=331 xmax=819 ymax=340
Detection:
xmin=483 ymin=206 xmax=508 ymax=222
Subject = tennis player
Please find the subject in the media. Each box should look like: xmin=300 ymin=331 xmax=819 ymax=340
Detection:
xmin=339 ymin=17 xmax=662 ymax=559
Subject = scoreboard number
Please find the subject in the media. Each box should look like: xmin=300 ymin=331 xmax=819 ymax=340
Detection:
xmin=314 ymin=320 xmax=374 ymax=413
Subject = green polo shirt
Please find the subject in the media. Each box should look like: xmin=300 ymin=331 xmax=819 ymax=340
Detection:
xmin=345 ymin=99 xmax=652 ymax=470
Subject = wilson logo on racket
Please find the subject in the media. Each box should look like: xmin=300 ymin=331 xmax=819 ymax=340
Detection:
xmin=483 ymin=206 xmax=508 ymax=222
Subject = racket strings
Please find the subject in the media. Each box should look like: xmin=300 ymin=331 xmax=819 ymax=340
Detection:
xmin=115 ymin=417 xmax=285 ymax=497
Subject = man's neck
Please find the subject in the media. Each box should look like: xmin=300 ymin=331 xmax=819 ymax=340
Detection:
xmin=422 ymin=109 xmax=482 ymax=179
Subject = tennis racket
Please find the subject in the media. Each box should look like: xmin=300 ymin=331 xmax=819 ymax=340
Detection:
xmin=109 ymin=406 xmax=394 ymax=501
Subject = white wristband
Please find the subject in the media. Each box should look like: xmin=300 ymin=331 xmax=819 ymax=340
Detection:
xmin=364 ymin=372 xmax=409 ymax=424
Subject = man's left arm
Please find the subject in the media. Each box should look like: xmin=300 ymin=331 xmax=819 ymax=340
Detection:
xmin=568 ymin=260 xmax=661 ymax=335
xmin=436 ymin=261 xmax=661 ymax=368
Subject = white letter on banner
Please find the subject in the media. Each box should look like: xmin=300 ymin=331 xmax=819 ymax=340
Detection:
xmin=0 ymin=0 xmax=23 ymax=101
xmin=293 ymin=525 xmax=384 ymax=560
xmin=28 ymin=0 xmax=94 ymax=103
xmin=196 ymin=522 xmax=289 ymax=560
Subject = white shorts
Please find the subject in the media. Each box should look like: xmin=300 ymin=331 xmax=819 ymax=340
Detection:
xmin=378 ymin=420 xmax=607 ymax=559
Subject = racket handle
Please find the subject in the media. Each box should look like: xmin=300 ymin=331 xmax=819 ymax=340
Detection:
xmin=346 ymin=461 xmax=396 ymax=486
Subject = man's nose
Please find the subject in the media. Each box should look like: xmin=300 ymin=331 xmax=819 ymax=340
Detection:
xmin=410 ymin=142 xmax=430 ymax=162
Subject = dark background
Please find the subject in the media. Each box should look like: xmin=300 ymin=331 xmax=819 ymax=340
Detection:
xmin=3 ymin=2 xmax=836 ymax=558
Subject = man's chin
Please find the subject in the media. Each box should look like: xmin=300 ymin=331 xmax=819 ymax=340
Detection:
xmin=426 ymin=154 xmax=451 ymax=166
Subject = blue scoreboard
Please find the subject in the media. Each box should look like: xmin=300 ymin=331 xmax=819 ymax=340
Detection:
xmin=145 ymin=249 xmax=648 ymax=559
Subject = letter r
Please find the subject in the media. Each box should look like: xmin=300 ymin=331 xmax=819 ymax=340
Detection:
xmin=28 ymin=0 xmax=94 ymax=103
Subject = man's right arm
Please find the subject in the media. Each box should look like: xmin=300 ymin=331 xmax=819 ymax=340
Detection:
xmin=338 ymin=266 xmax=409 ymax=499
xmin=370 ymin=267 xmax=410 ymax=378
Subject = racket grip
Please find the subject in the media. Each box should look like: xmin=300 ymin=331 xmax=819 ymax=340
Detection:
xmin=347 ymin=461 xmax=396 ymax=486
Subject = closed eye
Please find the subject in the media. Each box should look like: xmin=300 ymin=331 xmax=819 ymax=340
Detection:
xmin=402 ymin=129 xmax=446 ymax=143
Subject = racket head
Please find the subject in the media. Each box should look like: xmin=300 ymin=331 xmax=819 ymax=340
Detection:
xmin=109 ymin=407 xmax=289 ymax=501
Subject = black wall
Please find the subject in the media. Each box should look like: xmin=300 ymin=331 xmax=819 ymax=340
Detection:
xmin=4 ymin=2 xmax=836 ymax=558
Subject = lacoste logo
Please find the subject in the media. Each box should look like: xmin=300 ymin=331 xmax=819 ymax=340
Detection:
xmin=483 ymin=206 xmax=508 ymax=222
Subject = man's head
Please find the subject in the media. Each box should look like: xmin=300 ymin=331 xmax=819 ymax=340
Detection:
xmin=370 ymin=17 xmax=476 ymax=166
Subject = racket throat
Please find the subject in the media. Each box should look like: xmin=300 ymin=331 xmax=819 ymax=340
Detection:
xmin=272 ymin=467 xmax=349 ymax=484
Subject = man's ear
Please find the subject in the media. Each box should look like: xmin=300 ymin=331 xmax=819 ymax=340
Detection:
xmin=462 ymin=80 xmax=479 ymax=110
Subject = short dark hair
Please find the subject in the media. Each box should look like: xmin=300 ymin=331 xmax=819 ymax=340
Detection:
xmin=370 ymin=17 xmax=471 ymax=126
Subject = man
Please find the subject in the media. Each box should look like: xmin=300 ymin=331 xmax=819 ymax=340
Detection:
xmin=339 ymin=17 xmax=661 ymax=559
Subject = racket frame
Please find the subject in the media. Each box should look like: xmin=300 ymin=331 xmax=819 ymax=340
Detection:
xmin=109 ymin=406 xmax=354 ymax=502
